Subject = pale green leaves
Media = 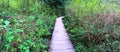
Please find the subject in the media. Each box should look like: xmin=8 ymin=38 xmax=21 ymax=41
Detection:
xmin=4 ymin=20 xmax=10 ymax=26
xmin=0 ymin=20 xmax=10 ymax=29
xmin=19 ymin=44 xmax=30 ymax=52
xmin=8 ymin=36 xmax=15 ymax=42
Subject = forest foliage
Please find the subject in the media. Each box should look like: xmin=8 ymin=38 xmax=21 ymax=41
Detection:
xmin=0 ymin=0 xmax=60 ymax=52
xmin=64 ymin=0 xmax=120 ymax=52
xmin=0 ymin=0 xmax=120 ymax=52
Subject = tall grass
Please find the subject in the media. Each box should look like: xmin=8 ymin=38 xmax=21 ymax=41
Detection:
xmin=64 ymin=0 xmax=120 ymax=52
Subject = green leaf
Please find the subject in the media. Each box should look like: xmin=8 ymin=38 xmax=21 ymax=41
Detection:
xmin=118 ymin=44 xmax=120 ymax=49
xmin=0 ymin=25 xmax=5 ymax=28
xmin=4 ymin=20 xmax=10 ymax=26
xmin=5 ymin=44 xmax=10 ymax=50
xmin=19 ymin=44 xmax=24 ymax=49
xmin=17 ymin=35 xmax=22 ymax=42
xmin=26 ymin=40 xmax=32 ymax=43
xmin=0 ymin=19 xmax=3 ymax=22
xmin=29 ymin=16 xmax=35 ymax=21
xmin=23 ymin=46 xmax=30 ymax=52
xmin=23 ymin=42 xmax=28 ymax=45
xmin=8 ymin=36 xmax=14 ymax=42
xmin=25 ymin=49 xmax=30 ymax=52
xmin=15 ymin=29 xmax=23 ymax=33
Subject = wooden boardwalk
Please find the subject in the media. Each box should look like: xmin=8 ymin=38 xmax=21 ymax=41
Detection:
xmin=49 ymin=17 xmax=75 ymax=52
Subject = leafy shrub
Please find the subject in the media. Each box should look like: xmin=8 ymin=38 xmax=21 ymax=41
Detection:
xmin=0 ymin=12 xmax=56 ymax=52
xmin=64 ymin=0 xmax=120 ymax=52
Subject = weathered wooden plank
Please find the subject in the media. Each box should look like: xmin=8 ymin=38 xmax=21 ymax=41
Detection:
xmin=49 ymin=17 xmax=75 ymax=52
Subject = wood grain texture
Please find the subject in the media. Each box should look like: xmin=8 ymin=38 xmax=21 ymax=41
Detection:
xmin=49 ymin=17 xmax=75 ymax=52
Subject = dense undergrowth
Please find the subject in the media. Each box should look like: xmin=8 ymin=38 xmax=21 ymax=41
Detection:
xmin=1 ymin=0 xmax=120 ymax=52
xmin=0 ymin=0 xmax=61 ymax=52
xmin=63 ymin=0 xmax=120 ymax=52
xmin=0 ymin=13 xmax=56 ymax=52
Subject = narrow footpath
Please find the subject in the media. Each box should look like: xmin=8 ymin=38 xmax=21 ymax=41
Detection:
xmin=49 ymin=17 xmax=75 ymax=52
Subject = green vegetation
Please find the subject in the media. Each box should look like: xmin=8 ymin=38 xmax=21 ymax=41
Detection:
xmin=0 ymin=0 xmax=58 ymax=52
xmin=64 ymin=0 xmax=120 ymax=52
xmin=0 ymin=0 xmax=120 ymax=52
